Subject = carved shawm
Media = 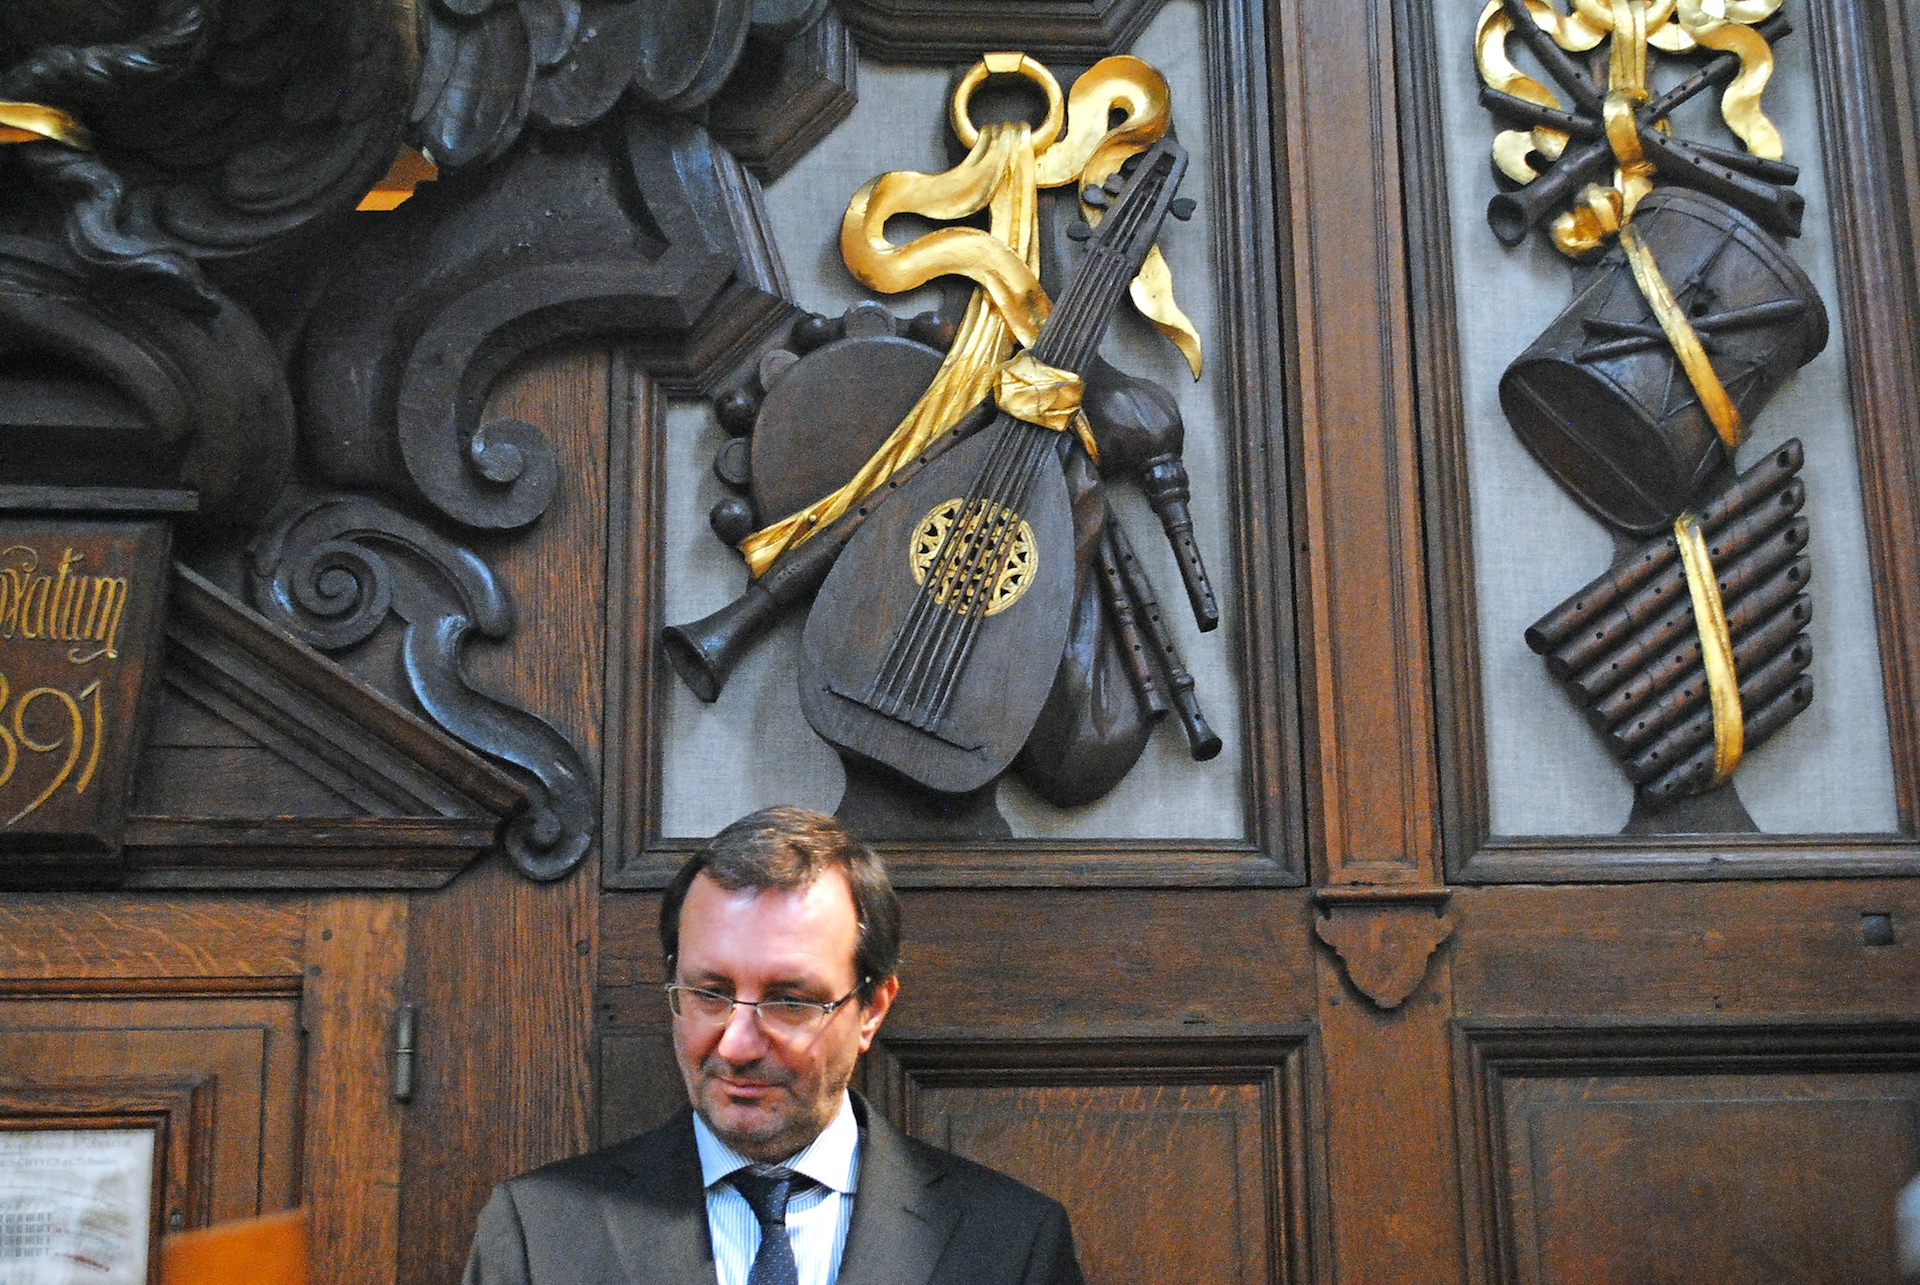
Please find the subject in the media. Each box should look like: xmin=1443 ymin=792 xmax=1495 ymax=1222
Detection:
xmin=300 ymin=113 xmax=789 ymax=531
xmin=247 ymin=492 xmax=596 ymax=881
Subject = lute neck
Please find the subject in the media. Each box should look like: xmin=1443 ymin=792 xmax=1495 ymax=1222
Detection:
xmin=1028 ymin=145 xmax=1185 ymax=375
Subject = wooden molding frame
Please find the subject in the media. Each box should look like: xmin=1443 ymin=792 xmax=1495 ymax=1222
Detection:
xmin=0 ymin=1073 xmax=214 ymax=1261
xmin=864 ymin=1026 xmax=1323 ymax=1285
xmin=1272 ymin=0 xmax=1440 ymax=891
xmin=1396 ymin=0 xmax=1920 ymax=882
xmin=834 ymin=0 xmax=1170 ymax=64
xmin=1453 ymin=1018 xmax=1920 ymax=1284
xmin=604 ymin=0 xmax=1305 ymax=890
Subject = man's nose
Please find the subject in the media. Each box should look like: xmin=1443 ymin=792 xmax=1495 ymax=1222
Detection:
xmin=714 ymin=1001 xmax=767 ymax=1060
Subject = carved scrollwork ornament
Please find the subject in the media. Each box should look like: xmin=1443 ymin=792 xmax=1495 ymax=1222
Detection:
xmin=248 ymin=493 xmax=597 ymax=881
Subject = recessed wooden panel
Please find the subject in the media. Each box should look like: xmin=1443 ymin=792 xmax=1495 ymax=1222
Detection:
xmin=1457 ymin=1023 xmax=1920 ymax=1285
xmin=0 ymin=1077 xmax=210 ymax=1276
xmin=0 ymin=995 xmax=302 ymax=1225
xmin=868 ymin=1034 xmax=1317 ymax=1285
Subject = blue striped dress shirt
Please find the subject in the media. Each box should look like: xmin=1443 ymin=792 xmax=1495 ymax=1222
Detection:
xmin=693 ymin=1093 xmax=860 ymax=1285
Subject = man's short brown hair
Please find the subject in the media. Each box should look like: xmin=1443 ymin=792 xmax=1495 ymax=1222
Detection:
xmin=660 ymin=807 xmax=901 ymax=1001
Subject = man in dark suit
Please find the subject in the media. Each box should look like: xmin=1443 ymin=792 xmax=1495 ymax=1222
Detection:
xmin=463 ymin=806 xmax=1085 ymax=1285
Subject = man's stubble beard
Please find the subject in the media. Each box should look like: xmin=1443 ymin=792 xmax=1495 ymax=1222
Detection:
xmin=690 ymin=1053 xmax=841 ymax=1160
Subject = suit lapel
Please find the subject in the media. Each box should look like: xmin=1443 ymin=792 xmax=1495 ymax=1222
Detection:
xmin=600 ymin=1113 xmax=719 ymax=1285
xmin=833 ymin=1103 xmax=961 ymax=1285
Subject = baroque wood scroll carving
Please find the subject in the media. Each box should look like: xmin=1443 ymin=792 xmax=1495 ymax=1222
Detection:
xmin=0 ymin=1 xmax=857 ymax=884
xmin=1 ymin=0 xmax=1311 ymax=884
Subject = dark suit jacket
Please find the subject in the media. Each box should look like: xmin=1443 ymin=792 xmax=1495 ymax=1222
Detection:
xmin=463 ymin=1094 xmax=1085 ymax=1285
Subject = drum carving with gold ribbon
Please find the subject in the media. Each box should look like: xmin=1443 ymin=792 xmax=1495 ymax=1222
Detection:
xmin=1478 ymin=0 xmax=1824 ymax=818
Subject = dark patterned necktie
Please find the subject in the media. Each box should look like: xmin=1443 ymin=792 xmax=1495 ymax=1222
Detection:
xmin=729 ymin=1169 xmax=817 ymax=1285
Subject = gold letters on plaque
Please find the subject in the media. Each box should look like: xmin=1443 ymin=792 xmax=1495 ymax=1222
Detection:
xmin=0 ymin=515 xmax=172 ymax=865
xmin=0 ymin=546 xmax=131 ymax=663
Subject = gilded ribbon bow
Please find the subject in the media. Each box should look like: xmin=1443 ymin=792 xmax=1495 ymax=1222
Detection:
xmin=0 ymin=103 xmax=90 ymax=149
xmin=737 ymin=53 xmax=1201 ymax=578
xmin=1476 ymin=0 xmax=1783 ymax=194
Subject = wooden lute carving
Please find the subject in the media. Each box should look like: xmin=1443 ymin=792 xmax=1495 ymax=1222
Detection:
xmin=800 ymin=134 xmax=1191 ymax=794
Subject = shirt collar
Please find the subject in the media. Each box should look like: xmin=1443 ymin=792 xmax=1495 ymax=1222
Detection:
xmin=692 ymin=1092 xmax=860 ymax=1195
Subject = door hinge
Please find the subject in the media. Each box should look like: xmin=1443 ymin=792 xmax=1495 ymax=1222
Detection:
xmin=393 ymin=1001 xmax=417 ymax=1103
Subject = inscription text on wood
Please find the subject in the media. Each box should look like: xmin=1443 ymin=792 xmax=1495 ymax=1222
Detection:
xmin=0 ymin=516 xmax=171 ymax=873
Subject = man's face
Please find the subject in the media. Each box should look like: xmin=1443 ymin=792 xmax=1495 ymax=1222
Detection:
xmin=671 ymin=869 xmax=897 ymax=1162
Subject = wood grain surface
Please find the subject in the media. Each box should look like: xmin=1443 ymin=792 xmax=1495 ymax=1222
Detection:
xmin=396 ymin=347 xmax=603 ymax=1284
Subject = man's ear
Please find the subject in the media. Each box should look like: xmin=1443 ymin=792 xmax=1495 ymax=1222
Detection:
xmin=856 ymin=976 xmax=899 ymax=1051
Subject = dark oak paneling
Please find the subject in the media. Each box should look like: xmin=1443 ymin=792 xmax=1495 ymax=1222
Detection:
xmin=1456 ymin=1022 xmax=1920 ymax=1285
xmin=868 ymin=1032 xmax=1319 ymax=1285
xmin=0 ymin=995 xmax=303 ymax=1223
xmin=396 ymin=348 xmax=602 ymax=1285
xmin=1451 ymin=881 xmax=1920 ymax=1019
xmin=1273 ymin=0 xmax=1437 ymax=888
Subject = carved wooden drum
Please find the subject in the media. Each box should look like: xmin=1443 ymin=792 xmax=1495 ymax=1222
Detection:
xmin=1499 ymin=187 xmax=1828 ymax=534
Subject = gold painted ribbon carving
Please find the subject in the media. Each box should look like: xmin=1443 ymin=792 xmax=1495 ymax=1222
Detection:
xmin=1673 ymin=512 xmax=1744 ymax=784
xmin=0 ymin=102 xmax=91 ymax=149
xmin=738 ymin=53 xmax=1197 ymax=577
xmin=1476 ymin=0 xmax=1781 ymax=188
xmin=1620 ymin=223 xmax=1745 ymax=448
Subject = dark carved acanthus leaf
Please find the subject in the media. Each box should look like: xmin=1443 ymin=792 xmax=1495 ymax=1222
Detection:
xmin=411 ymin=0 xmax=765 ymax=168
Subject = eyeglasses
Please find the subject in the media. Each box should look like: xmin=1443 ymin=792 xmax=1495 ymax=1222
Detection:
xmin=664 ymin=982 xmax=866 ymax=1036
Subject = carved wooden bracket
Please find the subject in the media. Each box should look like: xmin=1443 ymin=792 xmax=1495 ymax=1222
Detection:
xmin=837 ymin=0 xmax=1171 ymax=62
xmin=1313 ymin=887 xmax=1455 ymax=1009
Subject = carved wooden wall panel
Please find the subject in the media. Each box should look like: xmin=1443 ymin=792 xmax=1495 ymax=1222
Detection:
xmin=1401 ymin=0 xmax=1920 ymax=877
xmin=4 ymin=2 xmax=1920 ymax=1283
xmin=0 ymin=896 xmax=409 ymax=1285
xmin=0 ymin=999 xmax=302 ymax=1226
xmin=1456 ymin=1023 xmax=1920 ymax=1284
xmin=868 ymin=1033 xmax=1318 ymax=1285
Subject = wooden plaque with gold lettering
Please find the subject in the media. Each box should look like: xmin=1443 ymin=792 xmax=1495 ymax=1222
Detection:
xmin=0 ymin=492 xmax=186 ymax=882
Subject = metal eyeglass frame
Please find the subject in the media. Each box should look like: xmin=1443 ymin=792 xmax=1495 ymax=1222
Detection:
xmin=663 ymin=981 xmax=868 ymax=1034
